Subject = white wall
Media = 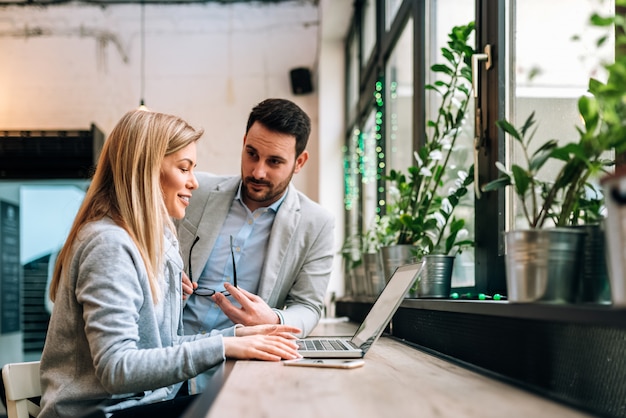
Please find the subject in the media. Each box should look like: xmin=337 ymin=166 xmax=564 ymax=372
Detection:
xmin=0 ymin=0 xmax=353 ymax=343
xmin=0 ymin=1 xmax=320 ymax=187
xmin=318 ymin=0 xmax=352 ymax=301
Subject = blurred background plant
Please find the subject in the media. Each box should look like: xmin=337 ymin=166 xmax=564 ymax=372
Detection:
xmin=378 ymin=22 xmax=476 ymax=257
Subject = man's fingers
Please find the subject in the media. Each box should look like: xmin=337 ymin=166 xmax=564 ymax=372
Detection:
xmin=214 ymin=284 xmax=280 ymax=326
xmin=223 ymin=282 xmax=255 ymax=307
xmin=224 ymin=283 xmax=259 ymax=301
xmin=212 ymin=292 xmax=233 ymax=309
xmin=212 ymin=292 xmax=242 ymax=314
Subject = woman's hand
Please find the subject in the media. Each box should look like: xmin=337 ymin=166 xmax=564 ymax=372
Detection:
xmin=181 ymin=272 xmax=197 ymax=300
xmin=223 ymin=334 xmax=302 ymax=361
xmin=235 ymin=324 xmax=301 ymax=339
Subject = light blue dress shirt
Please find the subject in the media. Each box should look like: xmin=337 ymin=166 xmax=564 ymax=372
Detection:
xmin=183 ymin=182 xmax=286 ymax=333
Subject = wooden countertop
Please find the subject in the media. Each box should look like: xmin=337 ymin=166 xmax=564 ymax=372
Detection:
xmin=191 ymin=319 xmax=591 ymax=418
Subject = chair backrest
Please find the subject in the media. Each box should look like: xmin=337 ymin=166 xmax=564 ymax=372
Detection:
xmin=2 ymin=361 xmax=41 ymax=418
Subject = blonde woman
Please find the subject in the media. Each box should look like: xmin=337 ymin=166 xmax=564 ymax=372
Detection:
xmin=39 ymin=109 xmax=301 ymax=418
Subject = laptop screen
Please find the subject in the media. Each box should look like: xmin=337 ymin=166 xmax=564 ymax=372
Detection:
xmin=350 ymin=262 xmax=424 ymax=352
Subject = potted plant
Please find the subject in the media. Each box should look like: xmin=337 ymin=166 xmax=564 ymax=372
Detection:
xmin=340 ymin=217 xmax=389 ymax=297
xmin=482 ymin=4 xmax=626 ymax=302
xmin=481 ymin=112 xmax=589 ymax=303
xmin=340 ymin=233 xmax=366 ymax=297
xmin=484 ymin=108 xmax=615 ymax=229
xmin=377 ymin=22 xmax=476 ymax=295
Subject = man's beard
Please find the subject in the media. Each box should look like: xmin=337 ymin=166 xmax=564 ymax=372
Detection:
xmin=242 ymin=172 xmax=293 ymax=206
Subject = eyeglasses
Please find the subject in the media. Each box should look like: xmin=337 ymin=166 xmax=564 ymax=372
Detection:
xmin=189 ymin=235 xmax=238 ymax=297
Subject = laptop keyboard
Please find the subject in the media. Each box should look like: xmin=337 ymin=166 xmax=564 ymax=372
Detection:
xmin=297 ymin=339 xmax=350 ymax=351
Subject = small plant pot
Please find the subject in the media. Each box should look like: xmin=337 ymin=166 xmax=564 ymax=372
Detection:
xmin=363 ymin=252 xmax=385 ymax=297
xmin=573 ymin=223 xmax=611 ymax=304
xmin=353 ymin=263 xmax=367 ymax=297
xmin=417 ymin=254 xmax=455 ymax=298
xmin=505 ymin=228 xmax=585 ymax=303
xmin=379 ymin=245 xmax=418 ymax=284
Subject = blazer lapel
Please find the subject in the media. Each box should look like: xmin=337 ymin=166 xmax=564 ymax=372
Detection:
xmin=257 ymin=184 xmax=301 ymax=304
xmin=190 ymin=178 xmax=239 ymax=281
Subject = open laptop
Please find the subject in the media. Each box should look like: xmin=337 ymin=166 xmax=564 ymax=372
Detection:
xmin=295 ymin=261 xmax=425 ymax=358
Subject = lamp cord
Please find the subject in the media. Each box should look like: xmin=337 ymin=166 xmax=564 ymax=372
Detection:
xmin=140 ymin=0 xmax=145 ymax=106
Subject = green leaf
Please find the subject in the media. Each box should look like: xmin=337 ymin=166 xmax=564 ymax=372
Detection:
xmin=449 ymin=218 xmax=465 ymax=235
xmin=431 ymin=63 xmax=454 ymax=76
xmin=550 ymin=143 xmax=578 ymax=161
xmin=482 ymin=176 xmax=511 ymax=192
xmin=445 ymin=234 xmax=457 ymax=254
xmin=529 ymin=140 xmax=558 ymax=171
xmin=511 ymin=165 xmax=531 ymax=196
xmin=590 ymin=13 xmax=614 ymax=27
xmin=519 ymin=112 xmax=537 ymax=137
xmin=495 ymin=119 xmax=522 ymax=142
xmin=441 ymin=47 xmax=455 ymax=63
xmin=578 ymin=95 xmax=599 ymax=133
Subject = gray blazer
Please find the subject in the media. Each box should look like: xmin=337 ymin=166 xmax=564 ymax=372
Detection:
xmin=177 ymin=172 xmax=335 ymax=337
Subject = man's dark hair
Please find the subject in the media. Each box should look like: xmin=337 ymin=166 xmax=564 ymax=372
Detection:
xmin=246 ymin=98 xmax=311 ymax=157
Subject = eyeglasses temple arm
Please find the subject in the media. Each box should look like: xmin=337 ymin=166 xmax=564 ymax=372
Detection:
xmin=230 ymin=235 xmax=237 ymax=287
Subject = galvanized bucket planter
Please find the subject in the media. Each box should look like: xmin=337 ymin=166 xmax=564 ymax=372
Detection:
xmin=417 ymin=254 xmax=455 ymax=298
xmin=355 ymin=263 xmax=367 ymax=296
xmin=574 ymin=223 xmax=611 ymax=304
xmin=346 ymin=262 xmax=367 ymax=297
xmin=379 ymin=245 xmax=418 ymax=297
xmin=363 ymin=252 xmax=385 ymax=297
xmin=379 ymin=245 xmax=418 ymax=284
xmin=505 ymin=228 xmax=585 ymax=303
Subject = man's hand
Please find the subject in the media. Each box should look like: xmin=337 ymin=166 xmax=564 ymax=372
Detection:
xmin=212 ymin=282 xmax=280 ymax=326
xmin=182 ymin=271 xmax=197 ymax=300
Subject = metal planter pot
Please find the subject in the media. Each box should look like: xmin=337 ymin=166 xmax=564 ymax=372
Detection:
xmin=379 ymin=245 xmax=418 ymax=284
xmin=574 ymin=223 xmax=611 ymax=304
xmin=352 ymin=263 xmax=367 ymax=297
xmin=505 ymin=228 xmax=585 ymax=303
xmin=417 ymin=254 xmax=455 ymax=298
xmin=363 ymin=252 xmax=385 ymax=297
xmin=344 ymin=260 xmax=366 ymax=297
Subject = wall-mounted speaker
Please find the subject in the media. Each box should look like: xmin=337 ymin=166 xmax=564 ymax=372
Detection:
xmin=289 ymin=67 xmax=313 ymax=95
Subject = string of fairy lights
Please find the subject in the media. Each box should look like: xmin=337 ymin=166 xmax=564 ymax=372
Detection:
xmin=343 ymin=77 xmax=398 ymax=217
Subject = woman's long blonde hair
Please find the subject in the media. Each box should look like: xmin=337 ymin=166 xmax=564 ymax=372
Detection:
xmin=49 ymin=109 xmax=203 ymax=303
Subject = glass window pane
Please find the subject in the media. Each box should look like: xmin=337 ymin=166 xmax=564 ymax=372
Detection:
xmin=426 ymin=0 xmax=475 ymax=288
xmin=385 ymin=17 xmax=414 ymax=178
xmin=347 ymin=32 xmax=359 ymax=124
xmin=361 ymin=0 xmax=377 ymax=68
xmin=344 ymin=125 xmax=362 ymax=238
xmin=0 ymin=180 xmax=88 ymax=350
xmin=361 ymin=109 xmax=380 ymax=230
xmin=510 ymin=0 xmax=615 ymax=229
xmin=385 ymin=0 xmax=403 ymax=30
